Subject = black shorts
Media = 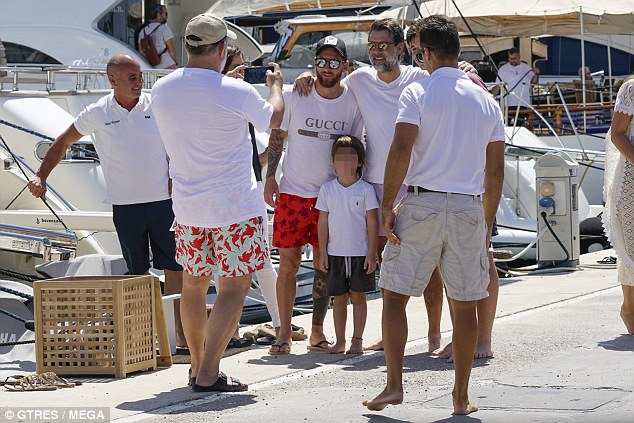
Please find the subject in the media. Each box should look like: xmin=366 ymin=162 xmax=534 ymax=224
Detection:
xmin=326 ymin=255 xmax=376 ymax=296
xmin=112 ymin=199 xmax=182 ymax=274
xmin=491 ymin=217 xmax=498 ymax=237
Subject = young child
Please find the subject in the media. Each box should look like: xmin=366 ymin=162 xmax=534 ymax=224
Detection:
xmin=316 ymin=135 xmax=379 ymax=354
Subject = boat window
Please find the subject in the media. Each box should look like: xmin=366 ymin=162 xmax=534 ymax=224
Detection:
xmin=2 ymin=42 xmax=60 ymax=65
xmin=96 ymin=0 xmax=142 ymax=50
xmin=280 ymin=30 xmax=369 ymax=68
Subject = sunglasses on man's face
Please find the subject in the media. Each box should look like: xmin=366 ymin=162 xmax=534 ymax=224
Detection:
xmin=366 ymin=42 xmax=396 ymax=51
xmin=314 ymin=58 xmax=343 ymax=69
xmin=415 ymin=52 xmax=424 ymax=63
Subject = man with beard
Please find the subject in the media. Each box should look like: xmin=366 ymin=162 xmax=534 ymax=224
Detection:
xmin=136 ymin=4 xmax=178 ymax=69
xmin=295 ymin=18 xmax=476 ymax=353
xmin=491 ymin=47 xmax=539 ymax=124
xmin=265 ymin=36 xmax=363 ymax=355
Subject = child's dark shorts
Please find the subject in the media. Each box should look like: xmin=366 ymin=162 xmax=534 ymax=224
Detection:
xmin=326 ymin=255 xmax=376 ymax=296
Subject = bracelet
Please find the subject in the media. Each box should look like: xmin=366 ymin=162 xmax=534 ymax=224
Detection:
xmin=352 ymin=336 xmax=363 ymax=341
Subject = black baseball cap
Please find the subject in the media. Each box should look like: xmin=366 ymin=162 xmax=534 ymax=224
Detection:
xmin=315 ymin=36 xmax=347 ymax=60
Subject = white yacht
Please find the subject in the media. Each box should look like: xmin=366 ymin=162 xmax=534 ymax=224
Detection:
xmin=0 ymin=0 xmax=615 ymax=282
xmin=0 ymin=1 xmax=321 ymax=326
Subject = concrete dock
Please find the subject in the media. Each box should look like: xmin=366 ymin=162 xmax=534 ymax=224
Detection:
xmin=1 ymin=249 xmax=632 ymax=423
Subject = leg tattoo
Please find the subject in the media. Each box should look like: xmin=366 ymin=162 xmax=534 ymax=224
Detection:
xmin=312 ymin=269 xmax=330 ymax=325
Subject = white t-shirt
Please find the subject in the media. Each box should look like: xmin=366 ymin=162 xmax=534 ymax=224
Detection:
xmin=396 ymin=67 xmax=505 ymax=195
xmin=73 ymin=92 xmax=169 ymax=205
xmin=344 ymin=65 xmax=428 ymax=184
xmin=497 ymin=62 xmax=534 ymax=107
xmin=279 ymin=86 xmax=363 ymax=198
xmin=315 ymin=178 xmax=379 ymax=256
xmin=151 ymin=68 xmax=274 ymax=228
xmin=138 ymin=22 xmax=176 ymax=69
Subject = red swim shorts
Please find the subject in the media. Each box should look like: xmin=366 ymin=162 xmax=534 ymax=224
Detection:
xmin=272 ymin=193 xmax=319 ymax=249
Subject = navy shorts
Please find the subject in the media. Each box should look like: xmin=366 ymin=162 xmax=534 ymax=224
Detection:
xmin=491 ymin=217 xmax=498 ymax=237
xmin=326 ymin=255 xmax=376 ymax=296
xmin=112 ymin=199 xmax=182 ymax=274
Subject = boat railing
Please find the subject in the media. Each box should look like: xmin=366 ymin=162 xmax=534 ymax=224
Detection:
xmin=514 ymin=103 xmax=613 ymax=136
xmin=0 ymin=65 xmax=172 ymax=91
xmin=493 ymin=80 xmax=614 ymax=136
xmin=0 ymin=223 xmax=77 ymax=261
xmin=532 ymin=81 xmax=613 ymax=134
xmin=505 ymin=142 xmax=605 ymax=162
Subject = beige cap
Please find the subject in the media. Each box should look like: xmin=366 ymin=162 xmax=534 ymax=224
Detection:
xmin=185 ymin=14 xmax=237 ymax=46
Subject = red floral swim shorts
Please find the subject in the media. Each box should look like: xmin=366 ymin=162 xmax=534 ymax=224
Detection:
xmin=175 ymin=217 xmax=268 ymax=278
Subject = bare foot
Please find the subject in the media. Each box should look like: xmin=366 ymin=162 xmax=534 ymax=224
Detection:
xmin=364 ymin=337 xmax=384 ymax=351
xmin=346 ymin=337 xmax=363 ymax=354
xmin=427 ymin=334 xmax=441 ymax=353
xmin=430 ymin=341 xmax=451 ymax=356
xmin=621 ymin=306 xmax=634 ymax=334
xmin=431 ymin=342 xmax=454 ymax=362
xmin=453 ymin=401 xmax=479 ymax=415
xmin=362 ymin=387 xmax=403 ymax=411
xmin=328 ymin=341 xmax=345 ymax=354
xmin=474 ymin=340 xmax=494 ymax=359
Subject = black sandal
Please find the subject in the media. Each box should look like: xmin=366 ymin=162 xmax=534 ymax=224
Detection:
xmin=226 ymin=338 xmax=253 ymax=349
xmin=191 ymin=372 xmax=248 ymax=392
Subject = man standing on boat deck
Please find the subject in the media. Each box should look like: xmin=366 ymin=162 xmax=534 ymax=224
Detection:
xmin=27 ymin=54 xmax=187 ymax=348
xmin=151 ymin=14 xmax=284 ymax=391
xmin=265 ymin=35 xmax=363 ymax=355
xmin=492 ymin=47 xmax=539 ymax=123
xmin=363 ymin=15 xmax=504 ymax=415
xmin=136 ymin=4 xmax=178 ymax=69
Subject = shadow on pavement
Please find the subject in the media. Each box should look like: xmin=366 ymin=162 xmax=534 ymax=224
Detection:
xmin=363 ymin=413 xmax=412 ymax=422
xmin=597 ymin=334 xmax=634 ymax=351
xmin=431 ymin=416 xmax=482 ymax=423
xmin=403 ymin=352 xmax=492 ymax=374
xmin=117 ymin=388 xmax=257 ymax=414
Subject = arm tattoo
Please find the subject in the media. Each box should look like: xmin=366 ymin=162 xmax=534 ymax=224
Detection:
xmin=266 ymin=129 xmax=285 ymax=179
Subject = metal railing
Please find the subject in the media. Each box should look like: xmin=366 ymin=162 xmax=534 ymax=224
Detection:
xmin=0 ymin=65 xmax=172 ymax=91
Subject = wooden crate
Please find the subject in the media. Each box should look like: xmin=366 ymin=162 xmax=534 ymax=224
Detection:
xmin=34 ymin=275 xmax=157 ymax=378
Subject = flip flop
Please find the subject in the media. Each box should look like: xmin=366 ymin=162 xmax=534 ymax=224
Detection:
xmin=191 ymin=372 xmax=248 ymax=392
xmin=268 ymin=342 xmax=291 ymax=355
xmin=291 ymin=324 xmax=308 ymax=341
xmin=256 ymin=324 xmax=276 ymax=338
xmin=307 ymin=340 xmax=333 ymax=352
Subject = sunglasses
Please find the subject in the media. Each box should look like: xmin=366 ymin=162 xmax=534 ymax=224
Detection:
xmin=366 ymin=42 xmax=396 ymax=51
xmin=415 ymin=52 xmax=424 ymax=63
xmin=314 ymin=58 xmax=343 ymax=69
